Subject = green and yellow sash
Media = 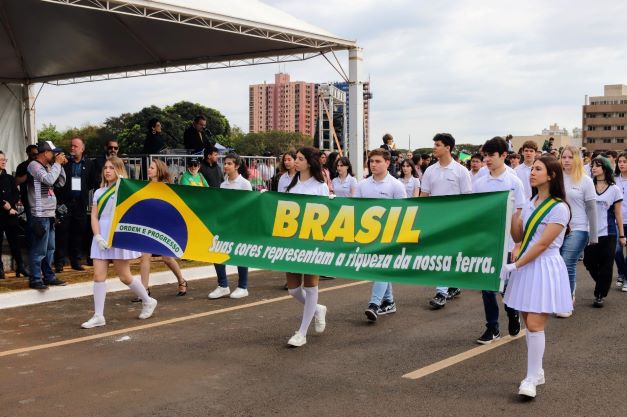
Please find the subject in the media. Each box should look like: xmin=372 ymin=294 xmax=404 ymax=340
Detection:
xmin=96 ymin=185 xmax=116 ymax=219
xmin=516 ymin=197 xmax=562 ymax=260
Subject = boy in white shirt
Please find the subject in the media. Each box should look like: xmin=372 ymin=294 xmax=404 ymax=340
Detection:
xmin=420 ymin=133 xmax=472 ymax=309
xmin=356 ymin=148 xmax=406 ymax=322
xmin=515 ymin=140 xmax=538 ymax=200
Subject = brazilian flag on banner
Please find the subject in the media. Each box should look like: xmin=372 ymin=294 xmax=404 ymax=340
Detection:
xmin=109 ymin=179 xmax=512 ymax=291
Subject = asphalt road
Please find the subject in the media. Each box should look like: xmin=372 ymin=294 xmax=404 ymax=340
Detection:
xmin=1 ymin=264 xmax=626 ymax=417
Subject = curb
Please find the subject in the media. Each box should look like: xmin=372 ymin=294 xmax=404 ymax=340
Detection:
xmin=0 ymin=265 xmax=259 ymax=310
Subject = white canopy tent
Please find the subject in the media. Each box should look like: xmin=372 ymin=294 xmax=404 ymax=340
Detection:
xmin=0 ymin=0 xmax=364 ymax=173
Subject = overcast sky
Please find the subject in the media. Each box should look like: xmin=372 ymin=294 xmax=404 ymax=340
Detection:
xmin=35 ymin=0 xmax=627 ymax=150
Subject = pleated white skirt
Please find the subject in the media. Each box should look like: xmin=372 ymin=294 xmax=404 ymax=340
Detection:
xmin=504 ymin=252 xmax=573 ymax=313
xmin=90 ymin=240 xmax=141 ymax=261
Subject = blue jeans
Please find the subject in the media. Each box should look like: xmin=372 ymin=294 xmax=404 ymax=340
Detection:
xmin=615 ymin=224 xmax=627 ymax=279
xmin=369 ymin=281 xmax=393 ymax=306
xmin=28 ymin=217 xmax=56 ymax=284
xmin=560 ymin=230 xmax=589 ymax=295
xmin=214 ymin=263 xmax=248 ymax=289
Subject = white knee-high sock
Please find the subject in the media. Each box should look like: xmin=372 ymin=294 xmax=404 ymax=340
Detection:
xmin=128 ymin=277 xmax=150 ymax=303
xmin=298 ymin=287 xmax=319 ymax=337
xmin=288 ymin=287 xmax=306 ymax=304
xmin=526 ymin=330 xmax=545 ymax=380
xmin=93 ymin=282 xmax=106 ymax=317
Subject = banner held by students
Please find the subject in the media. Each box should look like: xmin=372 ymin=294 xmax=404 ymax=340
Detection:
xmin=109 ymin=179 xmax=512 ymax=291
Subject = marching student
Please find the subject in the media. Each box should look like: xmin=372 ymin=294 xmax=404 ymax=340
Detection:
xmin=515 ymin=140 xmax=538 ymax=199
xmin=614 ymin=152 xmax=627 ymax=290
xmin=502 ymin=156 xmax=573 ymax=398
xmin=357 ymin=148 xmax=406 ymax=322
xmin=420 ymin=133 xmax=472 ymax=309
xmin=583 ymin=156 xmax=625 ymax=307
xmin=398 ymin=158 xmax=421 ymax=197
xmin=284 ymin=146 xmax=329 ymax=347
xmin=472 ymin=137 xmax=525 ymax=344
xmin=558 ymin=146 xmax=597 ymax=317
xmin=138 ymin=159 xmax=188 ymax=299
xmin=277 ymin=150 xmax=297 ymax=193
xmin=208 ymin=153 xmax=253 ymax=300
xmin=331 ymin=156 xmax=357 ymax=197
xmin=81 ymin=157 xmax=157 ymax=329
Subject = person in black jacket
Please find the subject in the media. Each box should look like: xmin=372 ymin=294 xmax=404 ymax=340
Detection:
xmin=54 ymin=138 xmax=99 ymax=271
xmin=0 ymin=150 xmax=29 ymax=278
xmin=142 ymin=118 xmax=165 ymax=155
xmin=199 ymin=145 xmax=222 ymax=188
xmin=183 ymin=115 xmax=213 ymax=153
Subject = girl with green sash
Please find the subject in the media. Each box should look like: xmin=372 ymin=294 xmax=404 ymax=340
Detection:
xmin=502 ymin=156 xmax=573 ymax=398
xmin=81 ymin=157 xmax=158 ymax=329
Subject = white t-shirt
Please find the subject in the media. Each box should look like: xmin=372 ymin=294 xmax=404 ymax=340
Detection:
xmin=615 ymin=175 xmax=627 ymax=220
xmin=471 ymin=166 xmax=488 ymax=184
xmin=515 ymin=162 xmax=533 ymax=200
xmin=220 ymin=174 xmax=252 ymax=191
xmin=355 ymin=173 xmax=406 ymax=199
xmin=473 ymin=169 xmax=526 ymax=251
xmin=277 ymin=172 xmax=294 ymax=193
xmin=521 ymin=198 xmax=570 ymax=251
xmin=594 ymin=184 xmax=623 ymax=237
xmin=420 ymin=160 xmax=472 ymax=196
xmin=332 ymin=175 xmax=357 ymax=197
xmin=399 ymin=176 xmax=421 ymax=198
xmin=288 ymin=176 xmax=329 ymax=196
xmin=563 ymin=174 xmax=595 ymax=232
xmin=584 ymin=163 xmax=591 ymax=177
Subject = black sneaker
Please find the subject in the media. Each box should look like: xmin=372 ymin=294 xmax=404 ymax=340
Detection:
xmin=429 ymin=293 xmax=447 ymax=309
xmin=44 ymin=278 xmax=67 ymax=286
xmin=364 ymin=303 xmax=379 ymax=322
xmin=446 ymin=288 xmax=461 ymax=300
xmin=508 ymin=312 xmax=521 ymax=336
xmin=379 ymin=300 xmax=397 ymax=315
xmin=29 ymin=281 xmax=49 ymax=290
xmin=593 ymin=296 xmax=604 ymax=308
xmin=477 ymin=327 xmax=501 ymax=345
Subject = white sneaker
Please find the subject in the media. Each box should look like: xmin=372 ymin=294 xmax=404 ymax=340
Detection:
xmin=229 ymin=288 xmax=249 ymax=299
xmin=556 ymin=311 xmax=572 ymax=318
xmin=536 ymin=369 xmax=545 ymax=385
xmin=139 ymin=297 xmax=158 ymax=320
xmin=81 ymin=315 xmax=106 ymax=329
xmin=622 ymin=285 xmax=627 ymax=292
xmin=208 ymin=286 xmax=230 ymax=299
xmin=287 ymin=331 xmax=307 ymax=347
xmin=518 ymin=378 xmax=537 ymax=398
xmin=314 ymin=305 xmax=327 ymax=333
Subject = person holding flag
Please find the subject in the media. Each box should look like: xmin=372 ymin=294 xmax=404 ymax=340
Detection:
xmin=81 ymin=157 xmax=157 ymax=329
xmin=502 ymin=156 xmax=573 ymax=398
xmin=472 ymin=137 xmax=525 ymax=344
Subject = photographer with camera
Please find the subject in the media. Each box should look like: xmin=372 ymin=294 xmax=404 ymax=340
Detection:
xmin=27 ymin=141 xmax=67 ymax=290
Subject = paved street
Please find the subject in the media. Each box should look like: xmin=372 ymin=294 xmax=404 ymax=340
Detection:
xmin=1 ymin=264 xmax=626 ymax=417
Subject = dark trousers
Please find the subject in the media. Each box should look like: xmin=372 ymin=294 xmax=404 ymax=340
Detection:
xmin=54 ymin=204 xmax=87 ymax=267
xmin=482 ymin=290 xmax=517 ymax=331
xmin=584 ymin=235 xmax=616 ymax=298
xmin=0 ymin=217 xmax=25 ymax=270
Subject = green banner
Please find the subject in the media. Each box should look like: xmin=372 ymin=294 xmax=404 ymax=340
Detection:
xmin=109 ymin=179 xmax=511 ymax=291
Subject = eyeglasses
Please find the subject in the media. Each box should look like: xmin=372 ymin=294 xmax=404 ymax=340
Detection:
xmin=108 ymin=146 xmax=119 ymax=150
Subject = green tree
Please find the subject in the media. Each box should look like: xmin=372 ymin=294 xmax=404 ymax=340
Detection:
xmin=38 ymin=123 xmax=62 ymax=143
xmin=231 ymin=130 xmax=313 ymax=156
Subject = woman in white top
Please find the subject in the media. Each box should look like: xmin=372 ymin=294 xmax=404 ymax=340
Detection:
xmin=319 ymin=151 xmax=334 ymax=193
xmin=331 ymin=156 xmax=357 ymax=197
xmin=284 ymin=146 xmax=329 ymax=347
xmin=502 ymin=156 xmax=573 ymax=398
xmin=81 ymin=157 xmax=157 ymax=329
xmin=208 ymin=154 xmax=253 ymax=300
xmin=558 ymin=146 xmax=597 ymax=317
xmin=398 ymin=158 xmax=421 ymax=197
xmin=583 ymin=156 xmax=626 ymax=307
xmin=277 ymin=150 xmax=297 ymax=193
xmin=137 ymin=160 xmax=188 ymax=299
xmin=614 ymin=152 xmax=627 ymax=290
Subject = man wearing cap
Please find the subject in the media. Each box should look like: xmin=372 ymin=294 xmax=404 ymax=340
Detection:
xmin=179 ymin=157 xmax=209 ymax=187
xmin=27 ymin=141 xmax=68 ymax=290
xmin=55 ymin=137 xmax=98 ymax=272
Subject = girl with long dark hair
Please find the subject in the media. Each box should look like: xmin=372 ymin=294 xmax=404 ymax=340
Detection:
xmin=583 ymin=156 xmax=625 ymax=307
xmin=331 ymin=156 xmax=356 ymax=197
xmin=398 ymin=158 xmax=421 ymax=197
xmin=502 ymin=156 xmax=573 ymax=398
xmin=277 ymin=151 xmax=297 ymax=193
xmin=285 ymin=147 xmax=329 ymax=347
